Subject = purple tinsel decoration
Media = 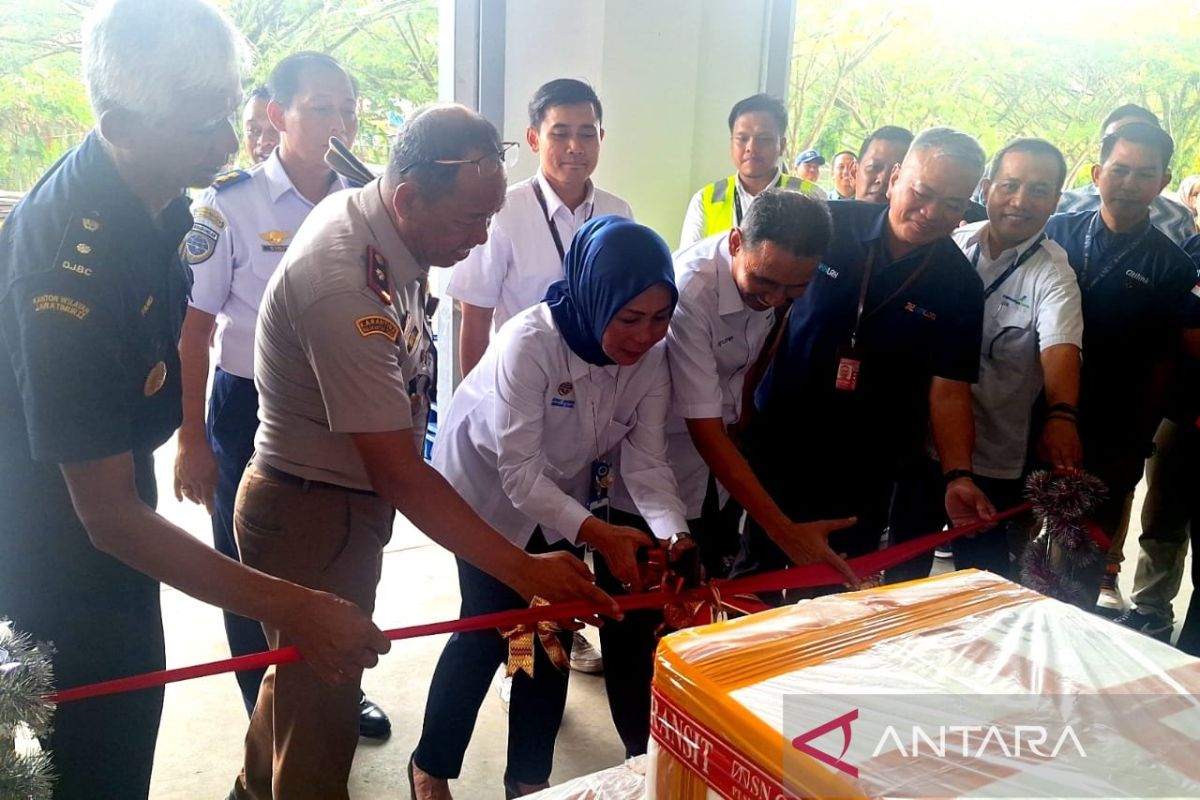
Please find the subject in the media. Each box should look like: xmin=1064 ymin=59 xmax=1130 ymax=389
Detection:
xmin=1019 ymin=470 xmax=1109 ymax=604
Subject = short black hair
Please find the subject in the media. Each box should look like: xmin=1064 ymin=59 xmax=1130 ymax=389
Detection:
xmin=246 ymin=84 xmax=270 ymax=103
xmin=988 ymin=137 xmax=1068 ymax=191
xmin=858 ymin=125 xmax=914 ymax=160
xmin=741 ymin=188 xmax=832 ymax=257
xmin=727 ymin=94 xmax=787 ymax=136
xmin=267 ymin=51 xmax=354 ymax=108
xmin=832 ymin=150 xmax=857 ymax=161
xmin=385 ymin=104 xmax=503 ymax=200
xmin=1101 ymin=121 xmax=1174 ymax=173
xmin=1101 ymin=103 xmax=1159 ymax=135
xmin=528 ymin=78 xmax=603 ymax=128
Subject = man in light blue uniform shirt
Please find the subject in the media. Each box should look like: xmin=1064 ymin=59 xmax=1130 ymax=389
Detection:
xmin=172 ymin=51 xmax=391 ymax=739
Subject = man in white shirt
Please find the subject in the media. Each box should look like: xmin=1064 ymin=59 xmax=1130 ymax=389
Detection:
xmin=888 ymin=138 xmax=1083 ymax=582
xmin=448 ymin=78 xmax=627 ymax=675
xmin=679 ymin=94 xmax=817 ymax=248
xmin=172 ymin=52 xmax=392 ymax=737
xmin=666 ymin=188 xmax=857 ymax=584
xmin=241 ymin=85 xmax=278 ymax=165
xmin=448 ymin=78 xmax=632 ymax=378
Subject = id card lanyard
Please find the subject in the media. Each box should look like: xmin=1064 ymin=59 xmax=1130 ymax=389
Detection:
xmin=971 ymin=233 xmax=1046 ymax=300
xmin=532 ymin=178 xmax=595 ymax=263
xmin=585 ymin=364 xmax=619 ymax=518
xmin=1080 ymin=213 xmax=1151 ymax=293
xmin=836 ymin=242 xmax=935 ymax=392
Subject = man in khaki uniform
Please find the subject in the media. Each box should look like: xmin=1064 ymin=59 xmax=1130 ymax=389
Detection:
xmin=232 ymin=104 xmax=619 ymax=800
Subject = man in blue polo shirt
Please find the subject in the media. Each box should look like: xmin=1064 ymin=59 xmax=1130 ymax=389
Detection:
xmin=737 ymin=128 xmax=995 ymax=581
xmin=1044 ymin=122 xmax=1200 ymax=610
xmin=1057 ymin=105 xmax=1195 ymax=247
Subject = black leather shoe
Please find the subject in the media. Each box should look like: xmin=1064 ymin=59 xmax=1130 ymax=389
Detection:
xmin=359 ymin=694 xmax=391 ymax=740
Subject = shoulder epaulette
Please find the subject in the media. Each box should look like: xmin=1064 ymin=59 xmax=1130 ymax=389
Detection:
xmin=366 ymin=245 xmax=391 ymax=305
xmin=211 ymin=169 xmax=251 ymax=191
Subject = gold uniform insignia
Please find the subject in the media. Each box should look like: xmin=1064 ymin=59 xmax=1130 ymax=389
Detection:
xmin=144 ymin=361 xmax=167 ymax=396
xmin=260 ymin=230 xmax=290 ymax=246
xmin=32 ymin=293 xmax=90 ymax=319
xmin=81 ymin=217 xmax=100 ymax=232
xmin=356 ymin=315 xmax=400 ymax=343
xmin=76 ymin=243 xmax=92 ymax=255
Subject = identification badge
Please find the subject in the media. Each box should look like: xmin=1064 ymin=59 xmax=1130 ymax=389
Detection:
xmin=834 ymin=345 xmax=862 ymax=393
xmin=588 ymin=459 xmax=614 ymax=513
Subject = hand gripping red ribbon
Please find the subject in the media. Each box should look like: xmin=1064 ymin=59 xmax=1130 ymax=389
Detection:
xmin=46 ymin=471 xmax=1107 ymax=704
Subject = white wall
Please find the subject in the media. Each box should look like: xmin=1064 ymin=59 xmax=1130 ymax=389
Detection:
xmin=499 ymin=0 xmax=777 ymax=245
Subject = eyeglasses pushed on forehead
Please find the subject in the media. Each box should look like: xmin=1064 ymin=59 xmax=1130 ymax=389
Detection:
xmin=398 ymin=141 xmax=519 ymax=177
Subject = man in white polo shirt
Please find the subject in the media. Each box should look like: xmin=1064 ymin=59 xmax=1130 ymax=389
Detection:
xmin=448 ymin=78 xmax=632 ymax=378
xmin=887 ymin=138 xmax=1083 ymax=582
xmin=447 ymin=78 xmax=630 ymax=675
xmin=664 ymin=188 xmax=857 ymax=584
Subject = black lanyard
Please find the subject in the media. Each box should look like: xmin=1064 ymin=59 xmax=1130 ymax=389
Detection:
xmin=532 ymin=179 xmax=594 ymax=263
xmin=850 ymin=242 xmax=935 ymax=348
xmin=1080 ymin=213 xmax=1151 ymax=292
xmin=971 ymin=233 xmax=1045 ymax=300
xmin=732 ymin=174 xmax=781 ymax=226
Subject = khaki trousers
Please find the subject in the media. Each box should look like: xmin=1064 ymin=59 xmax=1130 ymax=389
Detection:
xmin=231 ymin=463 xmax=393 ymax=800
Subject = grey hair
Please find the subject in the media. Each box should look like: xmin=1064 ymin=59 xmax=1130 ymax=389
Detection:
xmin=82 ymin=0 xmax=250 ymax=122
xmin=909 ymin=127 xmax=987 ymax=182
xmin=385 ymin=103 xmax=503 ymax=201
xmin=741 ymin=188 xmax=833 ymax=257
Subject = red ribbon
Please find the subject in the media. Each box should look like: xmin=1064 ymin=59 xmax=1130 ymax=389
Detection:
xmin=48 ymin=504 xmax=1035 ymax=705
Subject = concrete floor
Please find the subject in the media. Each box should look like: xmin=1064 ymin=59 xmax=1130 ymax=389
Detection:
xmin=143 ymin=437 xmax=1195 ymax=799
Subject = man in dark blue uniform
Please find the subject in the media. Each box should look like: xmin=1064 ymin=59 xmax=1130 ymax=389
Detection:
xmin=738 ymin=128 xmax=995 ymax=582
xmin=1044 ymin=122 xmax=1200 ymax=610
xmin=0 ymin=2 xmax=387 ymax=797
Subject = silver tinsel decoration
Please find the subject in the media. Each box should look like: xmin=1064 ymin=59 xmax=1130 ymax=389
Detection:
xmin=1020 ymin=470 xmax=1108 ymax=607
xmin=0 ymin=620 xmax=55 ymax=800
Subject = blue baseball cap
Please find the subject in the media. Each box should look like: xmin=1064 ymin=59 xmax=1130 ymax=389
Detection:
xmin=794 ymin=148 xmax=825 ymax=166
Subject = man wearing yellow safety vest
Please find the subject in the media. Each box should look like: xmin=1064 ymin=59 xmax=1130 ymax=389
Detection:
xmin=679 ymin=94 xmax=817 ymax=248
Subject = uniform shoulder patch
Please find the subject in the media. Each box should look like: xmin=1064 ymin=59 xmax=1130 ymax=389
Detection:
xmin=366 ymin=245 xmax=391 ymax=305
xmin=182 ymin=216 xmax=221 ymax=265
xmin=211 ymin=169 xmax=251 ymax=191
xmin=356 ymin=315 xmax=400 ymax=342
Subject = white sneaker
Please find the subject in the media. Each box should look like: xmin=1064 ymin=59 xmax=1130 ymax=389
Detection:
xmin=569 ymin=632 xmax=603 ymax=674
xmin=1095 ymin=573 xmax=1127 ymax=617
xmin=494 ymin=670 xmax=512 ymax=712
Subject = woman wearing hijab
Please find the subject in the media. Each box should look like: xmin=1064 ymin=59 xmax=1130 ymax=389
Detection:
xmin=409 ymin=216 xmax=691 ymax=799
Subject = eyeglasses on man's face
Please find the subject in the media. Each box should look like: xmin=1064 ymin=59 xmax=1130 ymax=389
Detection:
xmin=399 ymin=141 xmax=519 ymax=177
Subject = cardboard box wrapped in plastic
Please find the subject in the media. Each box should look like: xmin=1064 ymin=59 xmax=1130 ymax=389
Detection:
xmin=525 ymin=756 xmax=647 ymax=800
xmin=648 ymin=570 xmax=1200 ymax=799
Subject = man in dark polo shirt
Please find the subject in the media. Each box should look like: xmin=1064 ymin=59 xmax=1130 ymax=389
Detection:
xmin=1044 ymin=122 xmax=1200 ymax=611
xmin=0 ymin=2 xmax=388 ymax=797
xmin=737 ymin=127 xmax=994 ymax=580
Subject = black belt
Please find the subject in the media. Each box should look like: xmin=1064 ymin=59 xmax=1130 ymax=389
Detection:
xmin=252 ymin=457 xmax=378 ymax=497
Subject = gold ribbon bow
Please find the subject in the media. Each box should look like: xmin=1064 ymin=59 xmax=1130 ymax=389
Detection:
xmin=500 ymin=596 xmax=571 ymax=679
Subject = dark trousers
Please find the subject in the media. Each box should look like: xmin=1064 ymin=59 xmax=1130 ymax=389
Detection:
xmin=1131 ymin=419 xmax=1198 ymax=617
xmin=1176 ymin=516 xmax=1200 ymax=656
xmin=886 ymin=458 xmax=1025 ymax=584
xmin=0 ymin=457 xmax=165 ymax=799
xmin=688 ymin=474 xmax=743 ymax=579
xmin=595 ymin=509 xmax=665 ymax=759
xmin=731 ymin=467 xmax=891 ymax=584
xmin=414 ymin=529 xmax=579 ymax=784
xmin=207 ymin=367 xmax=268 ymax=715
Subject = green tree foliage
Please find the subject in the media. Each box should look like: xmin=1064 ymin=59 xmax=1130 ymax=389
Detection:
xmin=0 ymin=0 xmax=437 ymax=190
xmin=788 ymin=0 xmax=1200 ymax=189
